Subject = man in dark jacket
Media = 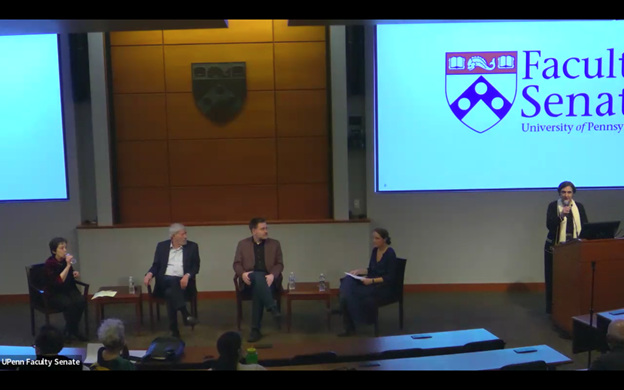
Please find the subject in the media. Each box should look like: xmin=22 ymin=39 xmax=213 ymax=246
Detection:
xmin=144 ymin=223 xmax=200 ymax=338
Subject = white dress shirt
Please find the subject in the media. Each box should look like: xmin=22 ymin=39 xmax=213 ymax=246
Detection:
xmin=165 ymin=244 xmax=184 ymax=277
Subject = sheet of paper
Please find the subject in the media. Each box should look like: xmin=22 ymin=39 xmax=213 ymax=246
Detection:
xmin=344 ymin=272 xmax=365 ymax=280
xmin=84 ymin=343 xmax=146 ymax=364
xmin=91 ymin=290 xmax=117 ymax=299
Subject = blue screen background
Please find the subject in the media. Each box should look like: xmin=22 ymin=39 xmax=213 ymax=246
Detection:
xmin=0 ymin=34 xmax=67 ymax=201
xmin=375 ymin=21 xmax=624 ymax=192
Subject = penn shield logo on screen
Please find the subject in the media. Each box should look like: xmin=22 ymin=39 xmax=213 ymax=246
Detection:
xmin=445 ymin=51 xmax=518 ymax=133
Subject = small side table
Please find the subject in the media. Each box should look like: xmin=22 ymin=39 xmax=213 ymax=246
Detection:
xmin=284 ymin=282 xmax=331 ymax=333
xmin=93 ymin=286 xmax=143 ymax=335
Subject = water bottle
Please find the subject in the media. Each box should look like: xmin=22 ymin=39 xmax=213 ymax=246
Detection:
xmin=246 ymin=348 xmax=258 ymax=364
xmin=319 ymin=274 xmax=326 ymax=291
xmin=288 ymin=272 xmax=296 ymax=291
xmin=67 ymin=254 xmax=77 ymax=265
xmin=129 ymin=276 xmax=135 ymax=294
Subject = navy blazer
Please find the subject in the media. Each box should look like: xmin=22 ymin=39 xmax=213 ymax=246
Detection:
xmin=147 ymin=240 xmax=201 ymax=296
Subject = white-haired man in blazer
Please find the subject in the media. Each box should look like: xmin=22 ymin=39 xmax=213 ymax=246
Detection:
xmin=144 ymin=223 xmax=200 ymax=338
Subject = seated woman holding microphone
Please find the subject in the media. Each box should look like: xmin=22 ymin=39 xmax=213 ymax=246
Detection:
xmin=338 ymin=228 xmax=397 ymax=336
xmin=42 ymin=237 xmax=87 ymax=341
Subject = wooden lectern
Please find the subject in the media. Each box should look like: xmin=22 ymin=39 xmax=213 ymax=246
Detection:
xmin=552 ymin=238 xmax=624 ymax=335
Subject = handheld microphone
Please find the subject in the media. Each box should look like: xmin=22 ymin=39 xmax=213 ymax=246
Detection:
xmin=561 ymin=199 xmax=571 ymax=217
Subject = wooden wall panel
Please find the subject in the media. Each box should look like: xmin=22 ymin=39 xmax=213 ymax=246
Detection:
xmin=164 ymin=20 xmax=273 ymax=44
xmin=273 ymin=20 xmax=326 ymax=42
xmin=110 ymin=30 xmax=163 ymax=46
xmin=276 ymin=90 xmax=327 ymax=137
xmin=166 ymin=91 xmax=275 ymax=139
xmin=164 ymin=44 xmax=274 ymax=92
xmin=109 ymin=21 xmax=330 ymax=224
xmin=168 ymin=139 xmax=276 ymax=186
xmin=110 ymin=46 xmax=165 ymax=93
xmin=114 ymin=94 xmax=167 ymax=141
xmin=274 ymin=42 xmax=327 ymax=90
xmin=118 ymin=188 xmax=171 ymax=223
xmin=277 ymin=137 xmax=328 ymax=184
xmin=116 ymin=141 xmax=169 ymax=188
xmin=170 ymin=185 xmax=278 ymax=222
xmin=278 ymin=184 xmax=330 ymax=220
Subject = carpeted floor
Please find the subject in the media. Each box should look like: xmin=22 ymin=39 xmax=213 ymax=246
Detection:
xmin=0 ymin=291 xmax=594 ymax=370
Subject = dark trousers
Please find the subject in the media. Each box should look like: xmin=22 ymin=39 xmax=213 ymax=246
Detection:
xmin=340 ymin=294 xmax=355 ymax=331
xmin=544 ymin=250 xmax=553 ymax=314
xmin=339 ymin=276 xmax=377 ymax=329
xmin=244 ymin=271 xmax=277 ymax=331
xmin=161 ymin=275 xmax=189 ymax=332
xmin=48 ymin=288 xmax=85 ymax=334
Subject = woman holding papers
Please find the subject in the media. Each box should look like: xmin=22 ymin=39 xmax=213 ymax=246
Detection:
xmin=543 ymin=181 xmax=588 ymax=314
xmin=338 ymin=228 xmax=397 ymax=336
xmin=42 ymin=237 xmax=87 ymax=342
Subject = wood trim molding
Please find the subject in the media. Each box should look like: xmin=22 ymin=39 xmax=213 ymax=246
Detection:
xmin=0 ymin=283 xmax=544 ymax=304
xmin=77 ymin=218 xmax=371 ymax=229
xmin=405 ymin=282 xmax=545 ymax=293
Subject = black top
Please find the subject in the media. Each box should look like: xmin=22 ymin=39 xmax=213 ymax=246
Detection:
xmin=565 ymin=212 xmax=575 ymax=240
xmin=43 ymin=256 xmax=76 ymax=297
xmin=589 ymin=345 xmax=624 ymax=370
xmin=147 ymin=240 xmax=201 ymax=279
xmin=367 ymin=247 xmax=398 ymax=285
xmin=544 ymin=200 xmax=588 ymax=252
xmin=252 ymin=237 xmax=267 ymax=272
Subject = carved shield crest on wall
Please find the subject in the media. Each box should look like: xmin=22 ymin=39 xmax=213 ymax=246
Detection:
xmin=191 ymin=62 xmax=247 ymax=124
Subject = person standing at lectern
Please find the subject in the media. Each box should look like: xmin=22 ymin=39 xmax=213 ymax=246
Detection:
xmin=544 ymin=181 xmax=588 ymax=314
xmin=144 ymin=223 xmax=199 ymax=338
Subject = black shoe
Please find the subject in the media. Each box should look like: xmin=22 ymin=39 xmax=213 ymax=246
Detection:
xmin=247 ymin=330 xmax=262 ymax=343
xmin=184 ymin=316 xmax=199 ymax=329
xmin=338 ymin=329 xmax=355 ymax=337
xmin=71 ymin=332 xmax=88 ymax=342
